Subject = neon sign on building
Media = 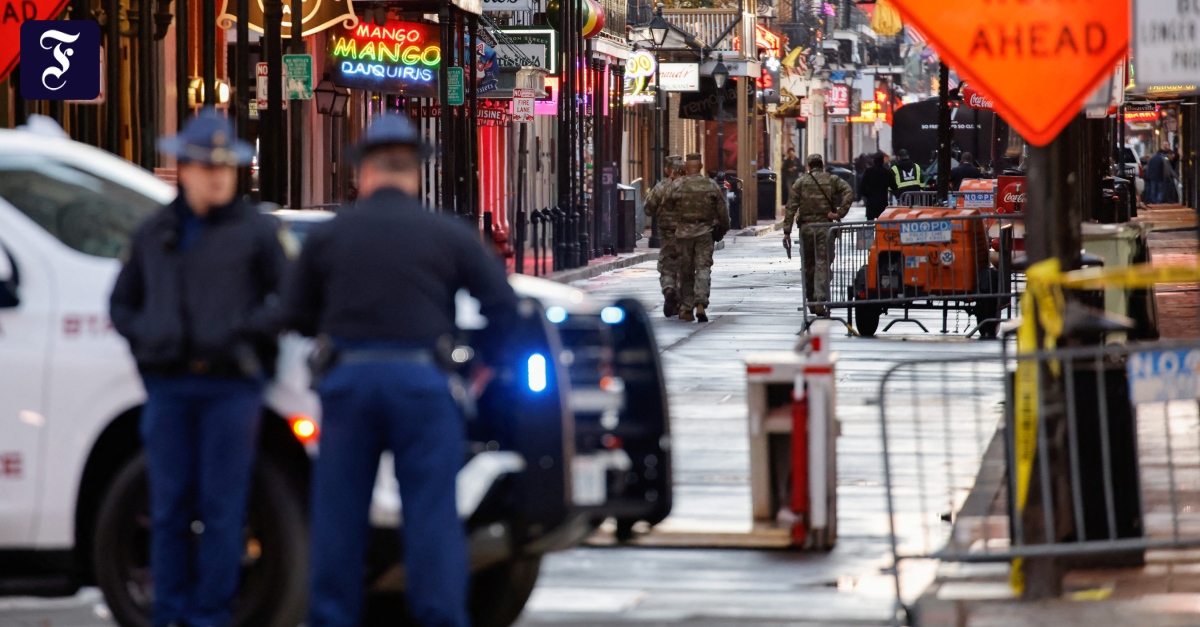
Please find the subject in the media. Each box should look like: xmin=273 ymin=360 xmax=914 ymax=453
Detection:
xmin=327 ymin=20 xmax=441 ymax=97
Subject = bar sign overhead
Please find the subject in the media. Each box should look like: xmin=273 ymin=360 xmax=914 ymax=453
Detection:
xmin=1133 ymin=0 xmax=1200 ymax=94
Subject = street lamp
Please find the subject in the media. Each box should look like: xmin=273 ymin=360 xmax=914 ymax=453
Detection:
xmin=713 ymin=54 xmax=731 ymax=226
xmin=314 ymin=74 xmax=351 ymax=203
xmin=648 ymin=4 xmax=670 ymax=47
xmin=645 ymin=3 xmax=670 ymax=248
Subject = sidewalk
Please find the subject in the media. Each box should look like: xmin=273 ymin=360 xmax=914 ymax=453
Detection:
xmin=507 ymin=219 xmax=785 ymax=284
xmin=911 ymin=205 xmax=1200 ymax=626
xmin=1139 ymin=204 xmax=1199 ymax=340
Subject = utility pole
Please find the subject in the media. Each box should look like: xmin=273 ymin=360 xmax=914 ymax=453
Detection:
xmin=263 ymin=0 xmax=283 ymax=203
xmin=1019 ymin=114 xmax=1086 ymax=600
xmin=936 ymin=62 xmax=951 ymax=202
xmin=289 ymin=0 xmax=303 ymax=208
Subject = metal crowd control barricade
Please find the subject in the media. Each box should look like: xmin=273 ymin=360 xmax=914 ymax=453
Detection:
xmin=797 ymin=210 xmax=1025 ymax=338
xmin=877 ymin=339 xmax=1200 ymax=625
xmin=899 ymin=191 xmax=942 ymax=207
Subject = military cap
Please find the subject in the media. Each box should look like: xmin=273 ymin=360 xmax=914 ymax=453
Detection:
xmin=158 ymin=108 xmax=254 ymax=166
xmin=349 ymin=113 xmax=434 ymax=163
xmin=685 ymin=153 xmax=703 ymax=161
xmin=666 ymin=155 xmax=684 ymax=167
xmin=806 ymin=153 xmax=825 ymax=166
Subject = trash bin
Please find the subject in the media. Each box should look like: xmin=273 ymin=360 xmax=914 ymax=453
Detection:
xmin=616 ymin=184 xmax=637 ymax=253
xmin=725 ymin=175 xmax=744 ymax=230
xmin=756 ymin=169 xmax=778 ymax=222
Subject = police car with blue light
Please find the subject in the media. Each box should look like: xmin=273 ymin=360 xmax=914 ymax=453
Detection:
xmin=0 ymin=117 xmax=671 ymax=626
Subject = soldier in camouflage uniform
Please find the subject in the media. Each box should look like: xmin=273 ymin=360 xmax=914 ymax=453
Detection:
xmin=664 ymin=153 xmax=730 ymax=322
xmin=644 ymin=155 xmax=685 ymax=316
xmin=783 ymin=154 xmax=853 ymax=316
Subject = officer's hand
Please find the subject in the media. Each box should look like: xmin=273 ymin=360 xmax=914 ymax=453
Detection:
xmin=827 ymin=212 xmax=839 ymax=221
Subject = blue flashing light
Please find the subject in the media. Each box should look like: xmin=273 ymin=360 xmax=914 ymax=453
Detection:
xmin=546 ymin=306 xmax=568 ymax=324
xmin=527 ymin=354 xmax=548 ymax=393
xmin=600 ymin=306 xmax=626 ymax=324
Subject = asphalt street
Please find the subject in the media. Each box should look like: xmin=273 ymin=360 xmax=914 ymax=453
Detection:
xmin=1 ymin=212 xmax=1006 ymax=627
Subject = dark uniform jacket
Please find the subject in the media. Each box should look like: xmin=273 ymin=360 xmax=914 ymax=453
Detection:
xmin=109 ymin=196 xmax=288 ymax=377
xmin=282 ymin=188 xmax=518 ymax=363
xmin=859 ymin=163 xmax=897 ymax=220
xmin=950 ymin=163 xmax=984 ymax=191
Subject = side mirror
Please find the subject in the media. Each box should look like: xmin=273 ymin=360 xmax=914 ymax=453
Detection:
xmin=0 ymin=244 xmax=20 ymax=308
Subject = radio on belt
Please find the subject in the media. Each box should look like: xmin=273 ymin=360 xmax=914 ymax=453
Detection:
xmin=744 ymin=320 xmax=838 ymax=549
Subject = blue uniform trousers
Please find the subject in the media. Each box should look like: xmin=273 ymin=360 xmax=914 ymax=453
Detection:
xmin=308 ymin=360 xmax=470 ymax=627
xmin=140 ymin=375 xmax=264 ymax=627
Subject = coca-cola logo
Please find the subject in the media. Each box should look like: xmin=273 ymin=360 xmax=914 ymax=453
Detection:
xmin=1003 ymin=192 xmax=1026 ymax=203
xmin=969 ymin=93 xmax=993 ymax=109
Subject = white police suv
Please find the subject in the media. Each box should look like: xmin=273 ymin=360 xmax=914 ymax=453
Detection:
xmin=0 ymin=120 xmax=671 ymax=626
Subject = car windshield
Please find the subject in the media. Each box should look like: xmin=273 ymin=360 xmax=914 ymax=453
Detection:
xmin=0 ymin=155 xmax=161 ymax=259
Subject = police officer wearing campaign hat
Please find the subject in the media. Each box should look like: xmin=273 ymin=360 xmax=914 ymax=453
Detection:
xmin=284 ymin=113 xmax=518 ymax=627
xmin=109 ymin=108 xmax=288 ymax=627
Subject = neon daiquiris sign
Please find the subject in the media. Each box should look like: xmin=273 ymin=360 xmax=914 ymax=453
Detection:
xmin=327 ymin=20 xmax=441 ymax=96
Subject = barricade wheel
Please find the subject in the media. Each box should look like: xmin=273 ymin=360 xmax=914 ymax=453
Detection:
xmin=855 ymin=305 xmax=882 ymax=337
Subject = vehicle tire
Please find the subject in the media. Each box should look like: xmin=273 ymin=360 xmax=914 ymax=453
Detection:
xmin=855 ymin=305 xmax=882 ymax=338
xmin=470 ymin=555 xmax=543 ymax=627
xmin=93 ymin=454 xmax=308 ymax=627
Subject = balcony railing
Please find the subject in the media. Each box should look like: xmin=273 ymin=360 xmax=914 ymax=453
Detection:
xmin=663 ymin=9 xmax=740 ymax=51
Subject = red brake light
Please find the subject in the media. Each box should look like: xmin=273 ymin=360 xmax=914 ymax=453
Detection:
xmin=289 ymin=415 xmax=319 ymax=445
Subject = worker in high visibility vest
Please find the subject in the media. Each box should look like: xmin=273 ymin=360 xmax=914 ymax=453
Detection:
xmin=891 ymin=149 xmax=923 ymax=198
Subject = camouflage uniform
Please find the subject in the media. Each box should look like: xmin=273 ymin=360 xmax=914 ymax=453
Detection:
xmin=664 ymin=167 xmax=730 ymax=312
xmin=783 ymin=163 xmax=853 ymax=304
xmin=644 ymin=156 xmax=685 ymax=301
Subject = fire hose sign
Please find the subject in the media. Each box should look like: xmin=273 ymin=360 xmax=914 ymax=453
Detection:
xmin=898 ymin=220 xmax=952 ymax=245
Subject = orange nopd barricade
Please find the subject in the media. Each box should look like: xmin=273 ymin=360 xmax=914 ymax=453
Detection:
xmin=865 ymin=207 xmax=991 ymax=298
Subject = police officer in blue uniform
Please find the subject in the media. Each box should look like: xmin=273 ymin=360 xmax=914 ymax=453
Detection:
xmin=109 ymin=108 xmax=287 ymax=627
xmin=284 ymin=114 xmax=518 ymax=627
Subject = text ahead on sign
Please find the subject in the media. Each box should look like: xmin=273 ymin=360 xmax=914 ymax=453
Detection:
xmin=887 ymin=0 xmax=1129 ymax=146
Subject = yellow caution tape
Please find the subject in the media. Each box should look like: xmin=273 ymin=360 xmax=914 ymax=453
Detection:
xmin=1010 ymin=257 xmax=1199 ymax=593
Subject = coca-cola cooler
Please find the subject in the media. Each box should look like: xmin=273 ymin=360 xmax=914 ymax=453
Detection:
xmin=996 ymin=175 xmax=1027 ymax=215
xmin=994 ymin=174 xmax=1026 ymax=254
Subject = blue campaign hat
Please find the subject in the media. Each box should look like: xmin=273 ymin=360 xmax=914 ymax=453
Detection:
xmin=158 ymin=108 xmax=255 ymax=166
xmin=349 ymin=113 xmax=434 ymax=164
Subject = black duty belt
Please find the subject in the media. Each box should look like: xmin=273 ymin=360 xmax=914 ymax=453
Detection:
xmin=337 ymin=348 xmax=435 ymax=366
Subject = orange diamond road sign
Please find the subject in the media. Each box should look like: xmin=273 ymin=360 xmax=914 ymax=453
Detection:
xmin=888 ymin=0 xmax=1128 ymax=146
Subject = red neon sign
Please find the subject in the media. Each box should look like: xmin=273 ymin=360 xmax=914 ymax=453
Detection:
xmin=733 ymin=25 xmax=782 ymax=57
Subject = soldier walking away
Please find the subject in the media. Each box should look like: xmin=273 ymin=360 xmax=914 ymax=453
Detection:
xmin=283 ymin=114 xmax=519 ymax=627
xmin=108 ymin=108 xmax=288 ymax=627
xmin=644 ymin=155 xmax=685 ymax=316
xmin=783 ymin=153 xmax=853 ymax=317
xmin=891 ymin=149 xmax=923 ymax=198
xmin=664 ymin=153 xmax=730 ymax=322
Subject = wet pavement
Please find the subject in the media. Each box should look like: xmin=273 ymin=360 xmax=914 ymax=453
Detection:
xmin=0 ymin=210 xmax=1005 ymax=626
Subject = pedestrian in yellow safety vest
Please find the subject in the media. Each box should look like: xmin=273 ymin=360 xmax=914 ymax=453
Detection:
xmin=891 ymin=149 xmax=923 ymax=196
